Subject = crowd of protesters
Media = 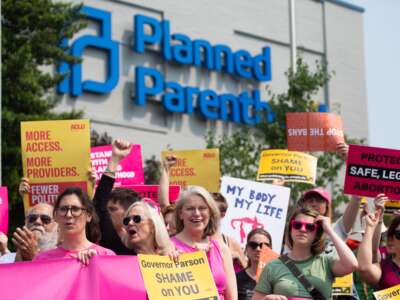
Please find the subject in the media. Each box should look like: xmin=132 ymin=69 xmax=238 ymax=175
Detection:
xmin=1 ymin=139 xmax=399 ymax=300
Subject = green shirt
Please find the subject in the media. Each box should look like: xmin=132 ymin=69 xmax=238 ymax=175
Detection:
xmin=255 ymin=253 xmax=336 ymax=299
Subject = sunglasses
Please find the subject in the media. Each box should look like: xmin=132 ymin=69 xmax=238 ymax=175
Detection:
xmin=291 ymin=220 xmax=319 ymax=232
xmin=393 ymin=230 xmax=400 ymax=240
xmin=247 ymin=241 xmax=271 ymax=250
xmin=123 ymin=215 xmax=142 ymax=226
xmin=27 ymin=214 xmax=52 ymax=225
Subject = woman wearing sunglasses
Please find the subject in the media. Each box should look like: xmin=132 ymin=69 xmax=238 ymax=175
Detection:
xmin=252 ymin=207 xmax=358 ymax=300
xmin=357 ymin=211 xmax=400 ymax=291
xmin=35 ymin=187 xmax=115 ymax=264
xmin=122 ymin=201 xmax=173 ymax=255
xmin=171 ymin=186 xmax=237 ymax=300
xmin=237 ymin=228 xmax=272 ymax=300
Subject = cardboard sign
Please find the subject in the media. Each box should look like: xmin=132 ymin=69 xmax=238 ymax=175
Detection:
xmin=332 ymin=273 xmax=353 ymax=296
xmin=161 ymin=149 xmax=220 ymax=192
xmin=373 ymin=284 xmax=400 ymax=300
xmin=125 ymin=185 xmax=181 ymax=209
xmin=138 ymin=251 xmax=219 ymax=300
xmin=220 ymin=176 xmax=290 ymax=253
xmin=91 ymin=144 xmax=144 ymax=187
xmin=255 ymin=246 xmax=280 ymax=281
xmin=344 ymin=145 xmax=400 ymax=200
xmin=257 ymin=149 xmax=317 ymax=184
xmin=286 ymin=112 xmax=344 ymax=152
xmin=0 ymin=187 xmax=8 ymax=234
xmin=20 ymin=119 xmax=92 ymax=211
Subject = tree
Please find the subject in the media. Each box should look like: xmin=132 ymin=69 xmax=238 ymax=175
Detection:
xmin=2 ymin=0 xmax=85 ymax=230
xmin=206 ymin=58 xmax=363 ymax=211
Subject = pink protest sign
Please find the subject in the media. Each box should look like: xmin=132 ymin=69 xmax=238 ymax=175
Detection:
xmin=91 ymin=144 xmax=144 ymax=187
xmin=344 ymin=144 xmax=400 ymax=200
xmin=125 ymin=185 xmax=181 ymax=209
xmin=0 ymin=256 xmax=147 ymax=300
xmin=0 ymin=187 xmax=8 ymax=234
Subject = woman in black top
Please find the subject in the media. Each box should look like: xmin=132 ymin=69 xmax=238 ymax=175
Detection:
xmin=236 ymin=228 xmax=272 ymax=300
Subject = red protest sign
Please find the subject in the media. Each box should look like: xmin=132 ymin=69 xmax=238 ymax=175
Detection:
xmin=124 ymin=185 xmax=181 ymax=209
xmin=344 ymin=145 xmax=400 ymax=200
xmin=286 ymin=112 xmax=344 ymax=152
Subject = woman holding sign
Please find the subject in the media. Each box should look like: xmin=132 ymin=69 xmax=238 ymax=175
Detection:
xmin=252 ymin=207 xmax=357 ymax=300
xmin=171 ymin=185 xmax=237 ymax=300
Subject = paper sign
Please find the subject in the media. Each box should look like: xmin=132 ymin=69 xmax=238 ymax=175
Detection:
xmin=344 ymin=144 xmax=400 ymax=200
xmin=138 ymin=251 xmax=219 ymax=300
xmin=373 ymin=284 xmax=400 ymax=300
xmin=161 ymin=149 xmax=220 ymax=192
xmin=286 ymin=112 xmax=344 ymax=152
xmin=332 ymin=273 xmax=353 ymax=296
xmin=0 ymin=187 xmax=8 ymax=234
xmin=255 ymin=246 xmax=280 ymax=281
xmin=257 ymin=149 xmax=317 ymax=184
xmin=20 ymin=119 xmax=92 ymax=211
xmin=220 ymin=176 xmax=291 ymax=253
xmin=125 ymin=185 xmax=181 ymax=209
xmin=384 ymin=200 xmax=400 ymax=214
xmin=91 ymin=144 xmax=144 ymax=187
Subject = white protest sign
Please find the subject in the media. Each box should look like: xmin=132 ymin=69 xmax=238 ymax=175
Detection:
xmin=220 ymin=176 xmax=290 ymax=253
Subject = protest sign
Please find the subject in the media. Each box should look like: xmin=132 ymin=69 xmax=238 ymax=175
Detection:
xmin=20 ymin=119 xmax=92 ymax=211
xmin=220 ymin=176 xmax=291 ymax=252
xmin=257 ymin=149 xmax=317 ymax=184
xmin=255 ymin=246 xmax=280 ymax=281
xmin=161 ymin=149 xmax=220 ymax=192
xmin=0 ymin=256 xmax=147 ymax=300
xmin=125 ymin=185 xmax=181 ymax=209
xmin=344 ymin=144 xmax=400 ymax=200
xmin=138 ymin=251 xmax=218 ymax=300
xmin=286 ymin=112 xmax=344 ymax=152
xmin=373 ymin=284 xmax=400 ymax=300
xmin=332 ymin=273 xmax=353 ymax=296
xmin=91 ymin=144 xmax=144 ymax=187
xmin=384 ymin=200 xmax=400 ymax=214
xmin=0 ymin=187 xmax=8 ymax=234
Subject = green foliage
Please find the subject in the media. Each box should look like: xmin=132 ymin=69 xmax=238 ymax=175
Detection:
xmin=2 ymin=0 xmax=85 ymax=230
xmin=206 ymin=58 xmax=363 ymax=210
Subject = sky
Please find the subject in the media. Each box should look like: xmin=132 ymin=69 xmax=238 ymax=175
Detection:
xmin=346 ymin=0 xmax=400 ymax=149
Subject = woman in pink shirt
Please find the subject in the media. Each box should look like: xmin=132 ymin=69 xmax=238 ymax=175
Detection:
xmin=171 ymin=185 xmax=237 ymax=300
xmin=35 ymin=187 xmax=115 ymax=264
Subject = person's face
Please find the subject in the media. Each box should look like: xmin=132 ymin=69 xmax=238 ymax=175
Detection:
xmin=164 ymin=211 xmax=176 ymax=236
xmin=107 ymin=200 xmax=126 ymax=230
xmin=290 ymin=214 xmax=318 ymax=248
xmin=246 ymin=233 xmax=271 ymax=265
xmin=179 ymin=194 xmax=210 ymax=233
xmin=55 ymin=194 xmax=91 ymax=237
xmin=217 ymin=203 xmax=227 ymax=219
xmin=124 ymin=205 xmax=154 ymax=248
xmin=26 ymin=203 xmax=57 ymax=235
xmin=386 ymin=236 xmax=395 ymax=254
xmin=302 ymin=195 xmax=328 ymax=216
xmin=392 ymin=225 xmax=400 ymax=255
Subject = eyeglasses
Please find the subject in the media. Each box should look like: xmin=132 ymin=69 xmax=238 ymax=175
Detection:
xmin=27 ymin=214 xmax=52 ymax=225
xmin=393 ymin=230 xmax=400 ymax=240
xmin=291 ymin=220 xmax=319 ymax=232
xmin=247 ymin=241 xmax=271 ymax=250
xmin=123 ymin=215 xmax=142 ymax=226
xmin=56 ymin=206 xmax=87 ymax=217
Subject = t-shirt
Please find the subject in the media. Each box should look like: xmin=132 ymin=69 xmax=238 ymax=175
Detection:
xmin=377 ymin=257 xmax=400 ymax=290
xmin=255 ymin=253 xmax=336 ymax=299
xmin=236 ymin=269 xmax=256 ymax=300
xmin=34 ymin=243 xmax=116 ymax=261
xmin=0 ymin=252 xmax=16 ymax=264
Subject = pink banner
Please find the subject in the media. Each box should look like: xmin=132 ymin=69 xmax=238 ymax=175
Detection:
xmin=91 ymin=144 xmax=144 ymax=187
xmin=0 ymin=256 xmax=147 ymax=300
xmin=0 ymin=187 xmax=8 ymax=234
xmin=125 ymin=185 xmax=181 ymax=209
xmin=344 ymin=144 xmax=400 ymax=200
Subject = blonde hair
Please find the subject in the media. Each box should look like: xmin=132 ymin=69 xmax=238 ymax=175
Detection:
xmin=174 ymin=186 xmax=221 ymax=237
xmin=125 ymin=202 xmax=171 ymax=252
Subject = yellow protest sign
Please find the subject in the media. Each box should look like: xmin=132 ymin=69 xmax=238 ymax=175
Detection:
xmin=161 ymin=149 xmax=220 ymax=192
xmin=257 ymin=149 xmax=317 ymax=184
xmin=373 ymin=284 xmax=400 ymax=300
xmin=21 ymin=119 xmax=92 ymax=212
xmin=138 ymin=251 xmax=219 ymax=300
xmin=332 ymin=273 xmax=353 ymax=296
